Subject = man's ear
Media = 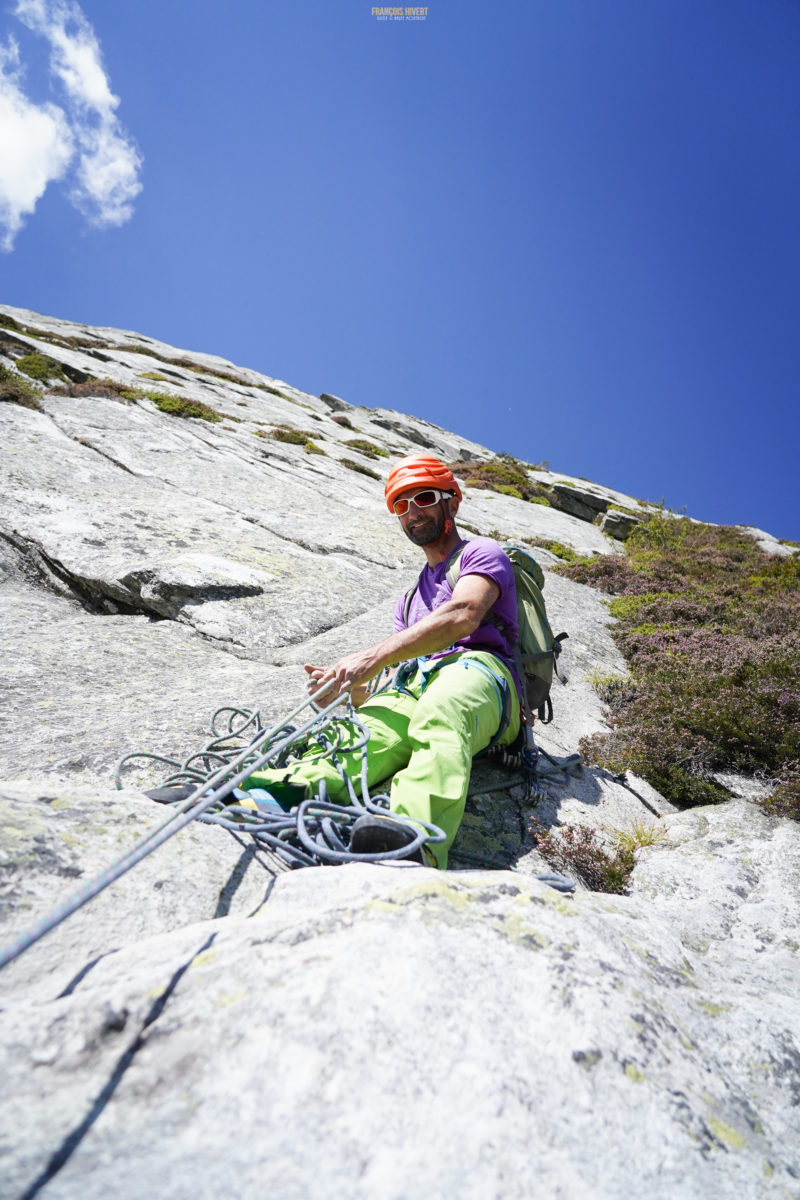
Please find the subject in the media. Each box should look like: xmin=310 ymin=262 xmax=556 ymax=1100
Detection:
xmin=448 ymin=495 xmax=460 ymax=518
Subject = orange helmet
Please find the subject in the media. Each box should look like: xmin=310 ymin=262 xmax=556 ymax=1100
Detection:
xmin=385 ymin=454 xmax=462 ymax=513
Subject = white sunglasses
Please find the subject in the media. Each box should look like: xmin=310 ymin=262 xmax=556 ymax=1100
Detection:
xmin=392 ymin=488 xmax=454 ymax=516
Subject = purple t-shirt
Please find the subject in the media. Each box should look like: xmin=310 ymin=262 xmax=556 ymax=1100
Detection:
xmin=393 ymin=537 xmax=522 ymax=698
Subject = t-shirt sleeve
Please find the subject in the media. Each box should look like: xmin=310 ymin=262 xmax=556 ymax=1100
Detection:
xmin=393 ymin=593 xmax=406 ymax=632
xmin=455 ymin=539 xmax=514 ymax=600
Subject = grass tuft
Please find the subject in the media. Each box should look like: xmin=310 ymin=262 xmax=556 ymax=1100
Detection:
xmin=144 ymin=391 xmax=222 ymax=421
xmin=341 ymin=457 xmax=380 ymax=480
xmin=344 ymin=438 xmax=388 ymax=459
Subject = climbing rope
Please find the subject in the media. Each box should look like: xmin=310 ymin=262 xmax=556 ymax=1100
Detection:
xmin=116 ymin=697 xmax=445 ymax=869
xmin=1 ymin=676 xmax=581 ymax=971
xmin=0 ymin=684 xmax=442 ymax=971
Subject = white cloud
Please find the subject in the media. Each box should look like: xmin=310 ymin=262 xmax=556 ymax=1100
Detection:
xmin=0 ymin=37 xmax=73 ymax=251
xmin=0 ymin=1 xmax=142 ymax=250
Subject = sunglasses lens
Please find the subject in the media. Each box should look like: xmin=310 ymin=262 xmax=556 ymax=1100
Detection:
xmin=394 ymin=489 xmax=441 ymax=514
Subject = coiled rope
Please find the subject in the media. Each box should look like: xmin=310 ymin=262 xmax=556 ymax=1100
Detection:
xmin=1 ymin=676 xmax=581 ymax=971
xmin=116 ymin=697 xmax=446 ymax=869
xmin=0 ymin=684 xmax=443 ymax=971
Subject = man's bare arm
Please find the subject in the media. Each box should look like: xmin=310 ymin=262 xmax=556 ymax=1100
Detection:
xmin=306 ymin=573 xmax=500 ymax=701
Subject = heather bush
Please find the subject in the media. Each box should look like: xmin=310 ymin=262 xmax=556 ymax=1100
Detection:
xmin=531 ymin=820 xmax=635 ymax=893
xmin=557 ymin=514 xmax=800 ymax=816
xmin=47 ymin=378 xmax=139 ymax=401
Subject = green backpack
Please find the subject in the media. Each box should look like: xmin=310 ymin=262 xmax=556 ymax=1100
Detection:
xmin=403 ymin=542 xmax=567 ymax=724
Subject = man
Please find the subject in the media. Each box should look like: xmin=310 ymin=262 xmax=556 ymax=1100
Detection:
xmin=241 ymin=453 xmax=522 ymax=868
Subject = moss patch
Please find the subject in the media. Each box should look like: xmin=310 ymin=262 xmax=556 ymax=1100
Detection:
xmin=16 ymin=353 xmax=66 ymax=383
xmin=145 ymin=391 xmax=223 ymax=422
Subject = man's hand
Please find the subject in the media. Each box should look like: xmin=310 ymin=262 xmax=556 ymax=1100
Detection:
xmin=303 ymin=661 xmax=373 ymax=707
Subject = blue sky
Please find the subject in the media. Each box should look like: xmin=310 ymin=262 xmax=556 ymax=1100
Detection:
xmin=1 ymin=0 xmax=798 ymax=539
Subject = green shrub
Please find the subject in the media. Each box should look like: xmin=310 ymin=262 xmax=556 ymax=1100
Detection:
xmin=16 ymin=353 xmax=66 ymax=382
xmin=522 ymin=538 xmax=586 ymax=564
xmin=341 ymin=458 xmax=380 ymax=480
xmin=544 ymin=541 xmax=583 ymax=564
xmin=528 ymin=495 xmax=551 ymax=506
xmin=344 ymin=438 xmax=387 ymax=458
xmin=0 ymin=313 xmax=21 ymax=330
xmin=139 ymin=371 xmax=173 ymax=382
xmin=304 ymin=441 xmax=325 ymax=455
xmin=144 ymin=391 xmax=222 ymax=422
xmin=448 ymin=455 xmax=552 ymax=504
xmin=557 ymin=513 xmax=800 ymax=816
xmin=272 ymin=426 xmax=308 ymax=445
xmin=0 ymin=369 xmax=42 ymax=410
xmin=607 ymin=593 xmax=669 ymax=622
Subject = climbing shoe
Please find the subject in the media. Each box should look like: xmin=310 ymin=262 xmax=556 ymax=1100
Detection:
xmin=349 ymin=814 xmax=425 ymax=862
xmin=239 ymin=779 xmax=309 ymax=811
xmin=145 ymin=784 xmax=197 ymax=804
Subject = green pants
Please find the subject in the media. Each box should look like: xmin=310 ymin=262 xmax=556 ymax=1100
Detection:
xmin=243 ymin=651 xmax=520 ymax=868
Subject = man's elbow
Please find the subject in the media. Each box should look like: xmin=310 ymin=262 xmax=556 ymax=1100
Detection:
xmin=454 ymin=603 xmax=489 ymax=637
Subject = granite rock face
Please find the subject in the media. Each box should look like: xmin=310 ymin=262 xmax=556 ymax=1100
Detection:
xmin=1 ymin=305 xmax=798 ymax=1199
xmin=1 ymin=800 xmax=798 ymax=1199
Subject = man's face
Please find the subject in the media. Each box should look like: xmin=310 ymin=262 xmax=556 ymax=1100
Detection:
xmin=396 ymin=487 xmax=450 ymax=546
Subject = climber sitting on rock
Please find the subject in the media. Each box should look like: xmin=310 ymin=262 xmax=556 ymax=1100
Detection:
xmin=241 ymin=454 xmax=523 ymax=868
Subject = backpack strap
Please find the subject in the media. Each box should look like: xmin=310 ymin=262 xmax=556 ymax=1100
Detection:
xmin=443 ymin=540 xmax=468 ymax=591
xmin=403 ymin=540 xmax=468 ymax=629
xmin=402 ymin=584 xmax=417 ymax=628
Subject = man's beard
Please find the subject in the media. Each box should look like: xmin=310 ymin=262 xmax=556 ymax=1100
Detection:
xmin=403 ymin=509 xmax=445 ymax=546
